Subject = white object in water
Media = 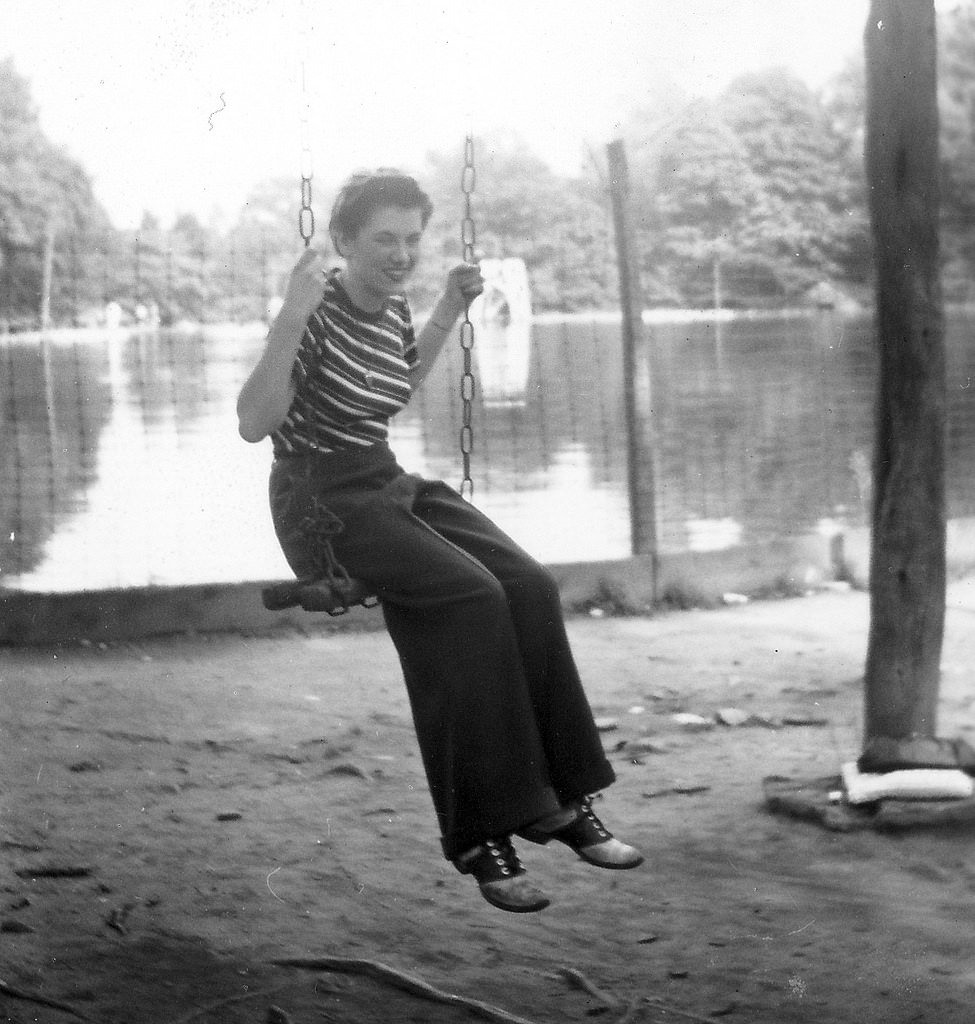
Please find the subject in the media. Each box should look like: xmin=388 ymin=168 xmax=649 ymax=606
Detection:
xmin=104 ymin=301 xmax=123 ymax=329
xmin=841 ymin=761 xmax=974 ymax=804
xmin=468 ymin=257 xmax=532 ymax=406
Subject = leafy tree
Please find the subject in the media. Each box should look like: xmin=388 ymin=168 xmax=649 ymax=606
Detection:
xmin=233 ymin=176 xmax=306 ymax=318
xmin=420 ymin=136 xmax=615 ymax=312
xmin=620 ymin=68 xmax=872 ymax=308
xmin=938 ymin=2 xmax=975 ymax=299
xmin=0 ymin=59 xmax=109 ymax=326
xmin=14 ymin=44 xmax=966 ymax=322
xmin=821 ymin=8 xmax=975 ymax=302
xmin=717 ymin=68 xmax=868 ymax=300
xmin=166 ymin=212 xmax=210 ymax=322
xmin=631 ymin=103 xmax=761 ymax=306
xmin=546 ymin=174 xmax=617 ymax=312
xmin=821 ymin=57 xmax=873 ymax=286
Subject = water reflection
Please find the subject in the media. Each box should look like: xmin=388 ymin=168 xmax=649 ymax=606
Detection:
xmin=4 ymin=310 xmax=975 ymax=593
xmin=2 ymin=335 xmax=110 ymax=580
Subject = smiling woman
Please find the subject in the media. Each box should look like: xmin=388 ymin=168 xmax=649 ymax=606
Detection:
xmin=334 ymin=207 xmax=425 ymax=309
xmin=234 ymin=166 xmax=644 ymax=916
xmin=328 ymin=171 xmax=432 ymax=298
xmin=324 ymin=172 xmax=471 ymax=387
xmin=236 ymin=171 xmax=476 ymax=443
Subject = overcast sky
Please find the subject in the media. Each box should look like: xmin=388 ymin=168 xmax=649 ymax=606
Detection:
xmin=2 ymin=0 xmax=881 ymax=229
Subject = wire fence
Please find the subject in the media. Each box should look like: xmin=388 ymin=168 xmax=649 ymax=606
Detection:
xmin=0 ymin=232 xmax=293 ymax=331
xmin=4 ymin=208 xmax=972 ymax=332
xmin=3 ymin=227 xmax=975 ymax=594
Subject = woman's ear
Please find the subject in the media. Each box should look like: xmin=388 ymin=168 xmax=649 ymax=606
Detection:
xmin=330 ymin=230 xmax=350 ymax=260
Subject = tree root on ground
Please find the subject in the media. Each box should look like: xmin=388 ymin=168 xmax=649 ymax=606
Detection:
xmin=272 ymin=956 xmax=724 ymax=1024
xmin=557 ymin=966 xmax=621 ymax=1009
xmin=270 ymin=956 xmax=541 ymax=1024
xmin=555 ymin=966 xmax=725 ymax=1024
xmin=163 ymin=985 xmax=289 ymax=1024
xmin=0 ymin=978 xmax=94 ymax=1021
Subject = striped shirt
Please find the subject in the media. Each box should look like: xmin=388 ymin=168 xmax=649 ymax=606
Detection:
xmin=271 ymin=272 xmax=418 ymax=456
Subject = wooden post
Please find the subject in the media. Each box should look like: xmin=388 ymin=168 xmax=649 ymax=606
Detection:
xmin=862 ymin=0 xmax=946 ymax=742
xmin=607 ymin=139 xmax=659 ymax=590
xmin=39 ymin=219 xmax=60 ymax=463
xmin=40 ymin=219 xmax=55 ymax=332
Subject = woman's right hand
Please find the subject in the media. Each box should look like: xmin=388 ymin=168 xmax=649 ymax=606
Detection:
xmin=237 ymin=248 xmax=325 ymax=441
xmin=280 ymin=247 xmax=328 ymax=326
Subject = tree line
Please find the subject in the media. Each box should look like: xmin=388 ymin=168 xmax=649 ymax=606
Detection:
xmin=2 ymin=4 xmax=974 ymax=327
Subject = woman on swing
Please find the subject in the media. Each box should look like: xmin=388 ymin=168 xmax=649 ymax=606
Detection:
xmin=237 ymin=168 xmax=643 ymax=914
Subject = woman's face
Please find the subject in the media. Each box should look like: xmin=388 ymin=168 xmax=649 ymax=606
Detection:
xmin=338 ymin=204 xmax=425 ymax=310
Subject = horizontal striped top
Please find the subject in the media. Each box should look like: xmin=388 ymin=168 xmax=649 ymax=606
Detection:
xmin=271 ymin=272 xmax=418 ymax=457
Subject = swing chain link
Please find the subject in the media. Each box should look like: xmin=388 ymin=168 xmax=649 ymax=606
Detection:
xmin=298 ymin=57 xmax=315 ymax=246
xmin=459 ymin=134 xmax=476 ymax=500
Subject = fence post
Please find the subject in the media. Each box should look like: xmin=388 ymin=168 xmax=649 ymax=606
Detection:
xmin=40 ymin=220 xmax=56 ymax=332
xmin=607 ymin=139 xmax=659 ymax=593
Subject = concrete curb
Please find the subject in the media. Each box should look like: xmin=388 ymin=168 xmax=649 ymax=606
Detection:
xmin=838 ymin=518 xmax=975 ymax=589
xmin=0 ymin=534 xmax=838 ymax=646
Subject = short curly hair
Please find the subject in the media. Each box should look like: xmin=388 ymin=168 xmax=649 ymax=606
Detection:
xmin=328 ymin=169 xmax=434 ymax=244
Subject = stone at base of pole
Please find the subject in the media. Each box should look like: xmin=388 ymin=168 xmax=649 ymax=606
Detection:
xmin=764 ymin=774 xmax=975 ymax=832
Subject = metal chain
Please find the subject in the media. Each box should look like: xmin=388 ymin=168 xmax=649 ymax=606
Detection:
xmin=459 ymin=134 xmax=477 ymax=500
xmin=298 ymin=18 xmax=315 ymax=247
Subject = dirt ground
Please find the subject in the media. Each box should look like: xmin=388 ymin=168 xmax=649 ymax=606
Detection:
xmin=4 ymin=582 xmax=975 ymax=1024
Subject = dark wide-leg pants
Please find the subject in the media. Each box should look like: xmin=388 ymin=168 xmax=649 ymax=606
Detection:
xmin=269 ymin=444 xmax=615 ymax=859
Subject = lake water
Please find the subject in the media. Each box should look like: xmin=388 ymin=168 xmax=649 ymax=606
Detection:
xmin=3 ymin=310 xmax=975 ymax=593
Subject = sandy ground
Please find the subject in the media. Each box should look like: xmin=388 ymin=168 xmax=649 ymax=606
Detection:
xmin=4 ymin=582 xmax=975 ymax=1024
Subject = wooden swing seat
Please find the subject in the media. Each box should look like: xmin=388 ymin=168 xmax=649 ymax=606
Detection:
xmin=262 ymin=577 xmax=379 ymax=616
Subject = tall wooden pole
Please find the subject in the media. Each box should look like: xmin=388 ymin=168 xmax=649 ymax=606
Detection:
xmin=607 ymin=139 xmax=659 ymax=591
xmin=40 ymin=219 xmax=56 ymax=332
xmin=862 ymin=0 xmax=946 ymax=742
